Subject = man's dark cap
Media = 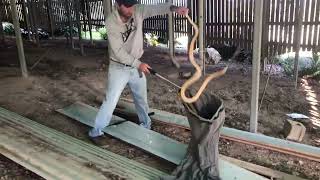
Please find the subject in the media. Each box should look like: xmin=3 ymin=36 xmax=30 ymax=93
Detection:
xmin=116 ymin=0 xmax=138 ymax=7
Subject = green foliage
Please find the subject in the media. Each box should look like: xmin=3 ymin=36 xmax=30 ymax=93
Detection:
xmin=54 ymin=26 xmax=78 ymax=37
xmin=145 ymin=33 xmax=159 ymax=46
xmin=98 ymin=27 xmax=108 ymax=40
xmin=300 ymin=52 xmax=320 ymax=79
xmin=2 ymin=22 xmax=15 ymax=35
xmin=277 ymin=51 xmax=320 ymax=79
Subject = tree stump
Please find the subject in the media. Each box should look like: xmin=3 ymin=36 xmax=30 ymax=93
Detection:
xmin=163 ymin=90 xmax=225 ymax=180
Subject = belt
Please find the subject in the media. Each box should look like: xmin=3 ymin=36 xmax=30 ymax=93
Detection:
xmin=110 ymin=59 xmax=132 ymax=67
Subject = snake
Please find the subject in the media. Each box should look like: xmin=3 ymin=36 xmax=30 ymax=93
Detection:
xmin=180 ymin=15 xmax=228 ymax=104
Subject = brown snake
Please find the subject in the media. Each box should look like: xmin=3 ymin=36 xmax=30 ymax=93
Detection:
xmin=180 ymin=15 xmax=228 ymax=104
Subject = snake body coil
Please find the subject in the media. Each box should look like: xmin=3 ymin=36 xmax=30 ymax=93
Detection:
xmin=180 ymin=15 xmax=228 ymax=104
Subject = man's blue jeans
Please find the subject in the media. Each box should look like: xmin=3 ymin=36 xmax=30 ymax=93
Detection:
xmin=89 ymin=63 xmax=151 ymax=137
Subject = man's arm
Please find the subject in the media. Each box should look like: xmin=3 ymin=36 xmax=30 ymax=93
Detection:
xmin=137 ymin=3 xmax=189 ymax=19
xmin=106 ymin=28 xmax=141 ymax=68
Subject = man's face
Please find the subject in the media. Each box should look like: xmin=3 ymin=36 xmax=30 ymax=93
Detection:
xmin=118 ymin=4 xmax=134 ymax=19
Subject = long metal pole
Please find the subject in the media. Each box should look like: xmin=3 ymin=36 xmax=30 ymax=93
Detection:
xmin=10 ymin=0 xmax=28 ymax=78
xmin=249 ymin=0 xmax=264 ymax=133
xmin=198 ymin=0 xmax=205 ymax=75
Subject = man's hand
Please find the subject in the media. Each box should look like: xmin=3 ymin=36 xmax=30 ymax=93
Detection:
xmin=138 ymin=63 xmax=151 ymax=74
xmin=170 ymin=6 xmax=189 ymax=16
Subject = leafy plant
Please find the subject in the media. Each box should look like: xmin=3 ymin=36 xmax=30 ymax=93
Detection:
xmin=144 ymin=33 xmax=159 ymax=46
xmin=2 ymin=22 xmax=15 ymax=35
xmin=98 ymin=27 xmax=107 ymax=40
xmin=300 ymin=52 xmax=320 ymax=79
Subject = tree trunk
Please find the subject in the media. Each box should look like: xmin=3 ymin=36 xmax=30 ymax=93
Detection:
xmin=163 ymin=90 xmax=225 ymax=180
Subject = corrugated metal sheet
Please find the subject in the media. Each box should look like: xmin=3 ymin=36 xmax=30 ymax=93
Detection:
xmin=0 ymin=106 xmax=167 ymax=180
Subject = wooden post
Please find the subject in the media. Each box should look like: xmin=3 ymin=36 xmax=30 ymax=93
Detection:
xmin=187 ymin=0 xmax=192 ymax=50
xmin=261 ymin=0 xmax=269 ymax=65
xmin=21 ymin=0 xmax=31 ymax=41
xmin=75 ymin=0 xmax=84 ymax=55
xmin=167 ymin=0 xmax=180 ymax=68
xmin=47 ymin=0 xmax=55 ymax=39
xmin=30 ymin=0 xmax=40 ymax=47
xmin=26 ymin=0 xmax=35 ymax=41
xmin=293 ymin=0 xmax=305 ymax=88
xmin=65 ymin=0 xmax=74 ymax=49
xmin=85 ymin=0 xmax=93 ymax=45
xmin=10 ymin=0 xmax=28 ymax=78
xmin=198 ymin=0 xmax=206 ymax=75
xmin=0 ymin=3 xmax=4 ymax=43
xmin=249 ymin=0 xmax=264 ymax=133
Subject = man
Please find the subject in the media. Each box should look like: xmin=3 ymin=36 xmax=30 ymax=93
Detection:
xmin=89 ymin=0 xmax=188 ymax=144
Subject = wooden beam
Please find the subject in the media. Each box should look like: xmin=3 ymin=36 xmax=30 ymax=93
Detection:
xmin=250 ymin=0 xmax=264 ymax=133
xmin=221 ymin=155 xmax=307 ymax=180
xmin=9 ymin=0 xmax=28 ymax=78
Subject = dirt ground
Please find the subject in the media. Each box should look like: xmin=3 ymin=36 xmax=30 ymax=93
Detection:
xmin=0 ymin=38 xmax=319 ymax=179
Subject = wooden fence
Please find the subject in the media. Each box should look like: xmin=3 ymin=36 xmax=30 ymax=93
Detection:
xmin=1 ymin=0 xmax=319 ymax=57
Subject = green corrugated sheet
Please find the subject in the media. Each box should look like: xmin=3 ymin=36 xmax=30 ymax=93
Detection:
xmin=0 ymin=106 xmax=167 ymax=180
xmin=57 ymin=102 xmax=268 ymax=180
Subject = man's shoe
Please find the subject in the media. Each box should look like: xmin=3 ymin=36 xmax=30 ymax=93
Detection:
xmin=89 ymin=135 xmax=107 ymax=146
